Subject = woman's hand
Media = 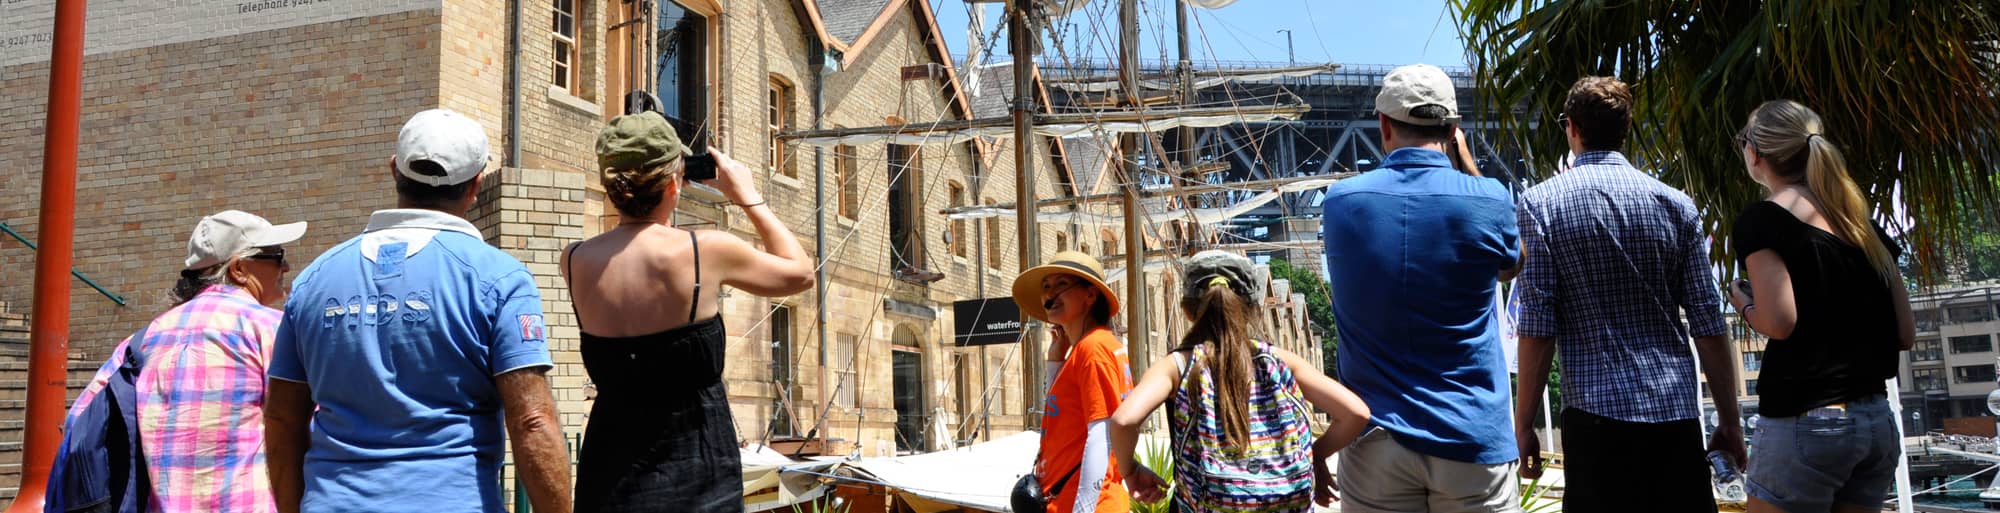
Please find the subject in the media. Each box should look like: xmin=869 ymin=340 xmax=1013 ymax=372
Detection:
xmin=1727 ymin=279 xmax=1752 ymax=313
xmin=699 ymin=147 xmax=764 ymax=207
xmin=1313 ymin=456 xmax=1340 ymax=507
xmin=1125 ymin=465 xmax=1169 ymax=503
xmin=1046 ymin=325 xmax=1073 ymax=362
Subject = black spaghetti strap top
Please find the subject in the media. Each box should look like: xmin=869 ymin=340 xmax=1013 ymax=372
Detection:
xmin=567 ymin=228 xmax=740 ymax=513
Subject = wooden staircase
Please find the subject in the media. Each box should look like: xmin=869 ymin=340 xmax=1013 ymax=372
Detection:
xmin=0 ymin=309 xmax=106 ymax=501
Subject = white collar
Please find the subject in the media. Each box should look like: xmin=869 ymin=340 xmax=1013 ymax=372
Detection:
xmin=363 ymin=209 xmax=482 ymax=239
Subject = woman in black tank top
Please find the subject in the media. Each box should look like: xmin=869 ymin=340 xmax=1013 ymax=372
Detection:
xmin=562 ymin=113 xmax=817 ymax=513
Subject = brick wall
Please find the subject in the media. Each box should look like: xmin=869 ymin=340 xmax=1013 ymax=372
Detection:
xmin=0 ymin=11 xmax=443 ymax=358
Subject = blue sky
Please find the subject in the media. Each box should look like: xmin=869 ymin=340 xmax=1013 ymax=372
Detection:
xmin=927 ymin=0 xmax=1469 ymax=68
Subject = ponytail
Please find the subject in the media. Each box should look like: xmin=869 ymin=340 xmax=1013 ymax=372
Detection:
xmin=1800 ymin=135 xmax=1899 ymax=290
xmin=1745 ymin=100 xmax=1900 ymax=290
xmin=1177 ymin=281 xmax=1260 ymax=447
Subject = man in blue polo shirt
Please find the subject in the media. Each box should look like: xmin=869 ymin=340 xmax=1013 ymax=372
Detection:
xmin=1322 ymin=64 xmax=1522 ymax=513
xmin=264 ymin=109 xmax=572 ymax=513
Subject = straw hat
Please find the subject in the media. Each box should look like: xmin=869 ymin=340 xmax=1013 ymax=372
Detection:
xmin=1011 ymin=251 xmax=1122 ymax=323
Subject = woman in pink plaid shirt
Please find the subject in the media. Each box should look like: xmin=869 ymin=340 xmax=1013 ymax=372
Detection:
xmin=68 ymin=210 xmax=305 ymax=512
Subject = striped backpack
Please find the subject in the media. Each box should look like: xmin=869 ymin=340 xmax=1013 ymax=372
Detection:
xmin=1170 ymin=340 xmax=1315 ymax=512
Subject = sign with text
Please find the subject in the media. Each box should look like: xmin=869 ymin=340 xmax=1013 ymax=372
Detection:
xmin=953 ymin=298 xmax=1023 ymax=347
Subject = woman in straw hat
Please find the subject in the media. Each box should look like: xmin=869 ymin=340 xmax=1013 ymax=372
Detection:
xmin=1108 ymin=250 xmax=1369 ymax=512
xmin=1013 ymin=251 xmax=1137 ymax=513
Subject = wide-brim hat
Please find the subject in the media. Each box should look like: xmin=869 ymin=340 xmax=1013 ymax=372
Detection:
xmin=1011 ymin=250 xmax=1121 ymax=323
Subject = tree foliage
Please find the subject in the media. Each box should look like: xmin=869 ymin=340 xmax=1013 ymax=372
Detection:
xmin=1267 ymin=258 xmax=1338 ymax=372
xmin=1453 ymin=1 xmax=2000 ymax=284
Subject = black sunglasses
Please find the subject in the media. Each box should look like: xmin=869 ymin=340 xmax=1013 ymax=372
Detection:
xmin=1556 ymin=113 xmax=1569 ymax=128
xmin=246 ymin=248 xmax=287 ymax=267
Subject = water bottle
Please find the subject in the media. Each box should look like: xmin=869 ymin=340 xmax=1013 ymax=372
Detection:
xmin=1708 ymin=450 xmax=1747 ymax=503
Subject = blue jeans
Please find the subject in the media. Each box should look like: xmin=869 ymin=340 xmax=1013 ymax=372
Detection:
xmin=1746 ymin=395 xmax=1899 ymax=513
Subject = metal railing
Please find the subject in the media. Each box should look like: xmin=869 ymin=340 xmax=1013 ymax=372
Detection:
xmin=0 ymin=221 xmax=125 ymax=306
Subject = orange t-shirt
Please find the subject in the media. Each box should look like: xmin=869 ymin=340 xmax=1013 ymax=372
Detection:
xmin=1037 ymin=328 xmax=1134 ymax=513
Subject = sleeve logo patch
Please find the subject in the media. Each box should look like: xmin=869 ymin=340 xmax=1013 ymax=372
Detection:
xmin=518 ymin=314 xmax=547 ymax=341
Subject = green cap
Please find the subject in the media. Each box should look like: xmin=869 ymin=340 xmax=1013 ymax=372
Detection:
xmin=596 ymin=111 xmax=685 ymax=171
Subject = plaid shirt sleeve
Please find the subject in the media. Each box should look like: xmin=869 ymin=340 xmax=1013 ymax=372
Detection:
xmin=1516 ymin=199 xmax=1561 ymax=338
xmin=1677 ymin=200 xmax=1728 ymax=338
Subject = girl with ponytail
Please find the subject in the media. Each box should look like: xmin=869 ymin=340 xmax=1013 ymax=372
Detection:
xmin=1727 ymin=100 xmax=1917 ymax=513
xmin=1107 ymin=251 xmax=1369 ymax=511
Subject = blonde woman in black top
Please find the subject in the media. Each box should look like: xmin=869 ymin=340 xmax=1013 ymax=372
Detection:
xmin=1727 ymin=100 xmax=1916 ymax=513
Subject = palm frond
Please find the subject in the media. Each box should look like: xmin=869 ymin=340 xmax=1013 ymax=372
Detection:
xmin=1453 ymin=0 xmax=2000 ymax=285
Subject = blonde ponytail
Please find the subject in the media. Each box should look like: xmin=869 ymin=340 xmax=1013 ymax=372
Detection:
xmin=1800 ymin=135 xmax=1899 ymax=289
xmin=1745 ymin=100 xmax=1900 ymax=289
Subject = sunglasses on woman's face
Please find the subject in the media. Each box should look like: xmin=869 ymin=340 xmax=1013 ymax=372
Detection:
xmin=246 ymin=248 xmax=287 ymax=267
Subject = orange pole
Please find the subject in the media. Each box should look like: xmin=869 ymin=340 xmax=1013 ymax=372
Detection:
xmin=13 ymin=0 xmax=88 ymax=510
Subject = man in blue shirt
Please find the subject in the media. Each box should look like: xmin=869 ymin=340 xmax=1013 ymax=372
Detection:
xmin=265 ymin=109 xmax=572 ymax=513
xmin=1322 ymin=64 xmax=1523 ymax=513
xmin=1512 ymin=77 xmax=1741 ymax=513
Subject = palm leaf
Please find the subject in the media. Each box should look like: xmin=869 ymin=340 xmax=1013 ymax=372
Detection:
xmin=1452 ymin=0 xmax=2000 ymax=285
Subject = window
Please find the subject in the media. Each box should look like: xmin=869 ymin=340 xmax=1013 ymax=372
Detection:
xmin=551 ymin=0 xmax=579 ymax=91
xmin=893 ymin=350 xmax=926 ymax=452
xmin=656 ymin=3 xmax=708 ymax=119
xmin=888 ymin=145 xmax=924 ymax=272
xmin=984 ymin=198 xmax=1003 ymax=268
xmin=1960 ymin=398 xmax=1995 ymax=417
xmin=1954 ymin=364 xmax=1995 ymax=384
xmin=1056 ymin=232 xmax=1069 ymax=252
xmin=1951 ymin=335 xmax=1993 ymax=354
xmin=1914 ymin=339 xmax=1944 ymax=362
xmin=1951 ymin=305 xmax=1996 ymax=323
xmin=1742 ymin=351 xmax=1763 ymax=373
xmin=768 ymin=76 xmax=795 ymax=176
xmin=769 ymin=305 xmax=794 ymax=436
xmin=948 ymin=183 xmax=967 ymax=258
xmin=1100 ymin=228 xmax=1119 ymax=257
xmin=835 ymin=334 xmax=858 ymax=408
xmin=1744 ymin=379 xmax=1758 ymax=396
xmin=1917 ymin=309 xmax=1942 ymax=332
xmin=835 ymin=144 xmax=858 ymax=219
xmin=1915 ymin=368 xmax=1946 ymax=391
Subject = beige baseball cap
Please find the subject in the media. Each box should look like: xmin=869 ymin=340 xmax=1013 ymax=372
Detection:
xmin=1375 ymin=64 xmax=1462 ymax=126
xmin=185 ymin=210 xmax=307 ymax=270
xmin=395 ymin=109 xmax=491 ymax=186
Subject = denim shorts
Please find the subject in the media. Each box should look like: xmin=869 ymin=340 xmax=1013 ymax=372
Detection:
xmin=1745 ymin=395 xmax=1900 ymax=513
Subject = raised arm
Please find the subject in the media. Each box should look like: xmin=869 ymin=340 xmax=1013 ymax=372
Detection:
xmin=702 ymin=147 xmax=814 ymax=297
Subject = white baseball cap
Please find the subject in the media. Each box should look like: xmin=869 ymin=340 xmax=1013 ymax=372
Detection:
xmin=185 ymin=210 xmax=307 ymax=270
xmin=1375 ymin=64 xmax=1462 ymax=126
xmin=395 ymin=109 xmax=491 ymax=186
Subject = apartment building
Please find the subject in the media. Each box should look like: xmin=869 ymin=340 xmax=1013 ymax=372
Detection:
xmin=1900 ymin=283 xmax=2000 ymax=433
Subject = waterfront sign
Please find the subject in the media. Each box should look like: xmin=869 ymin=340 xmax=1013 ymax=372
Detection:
xmin=953 ymin=298 xmax=1022 ymax=347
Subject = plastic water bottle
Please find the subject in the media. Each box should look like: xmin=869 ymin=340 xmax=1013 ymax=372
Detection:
xmin=1708 ymin=450 xmax=1747 ymax=503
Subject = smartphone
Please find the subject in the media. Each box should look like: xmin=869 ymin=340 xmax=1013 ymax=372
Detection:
xmin=682 ymin=152 xmax=717 ymax=181
xmin=1734 ymin=278 xmax=1754 ymax=299
xmin=656 ymin=112 xmax=714 ymax=182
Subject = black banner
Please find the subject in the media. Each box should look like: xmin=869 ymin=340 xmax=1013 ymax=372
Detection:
xmin=953 ymin=298 xmax=1023 ymax=347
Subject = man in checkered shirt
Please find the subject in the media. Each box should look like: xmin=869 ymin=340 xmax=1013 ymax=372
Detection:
xmin=1511 ymin=77 xmax=1745 ymax=513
